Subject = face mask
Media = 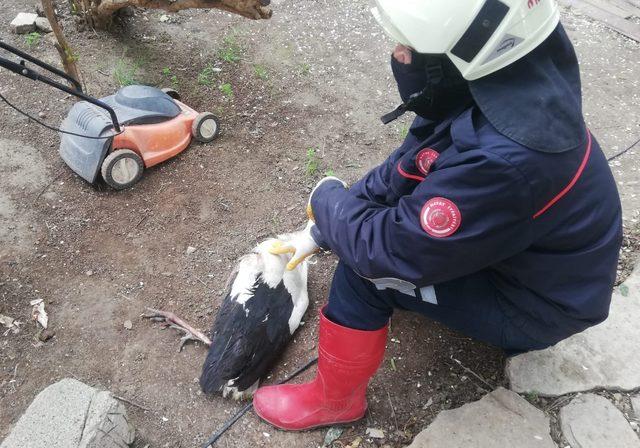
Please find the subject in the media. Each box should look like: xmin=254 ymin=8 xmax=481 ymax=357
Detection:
xmin=382 ymin=51 xmax=472 ymax=124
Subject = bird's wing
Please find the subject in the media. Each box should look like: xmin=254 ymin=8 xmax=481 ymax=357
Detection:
xmin=200 ymin=279 xmax=294 ymax=394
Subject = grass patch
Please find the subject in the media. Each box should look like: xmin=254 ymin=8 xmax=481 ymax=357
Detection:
xmin=253 ymin=64 xmax=269 ymax=80
xmin=306 ymin=147 xmax=319 ymax=176
xmin=198 ymin=64 xmax=219 ymax=87
xmin=114 ymin=59 xmax=142 ymax=86
xmin=218 ymin=34 xmax=243 ymax=63
xmin=24 ymin=32 xmax=41 ymax=47
xmin=298 ymin=62 xmax=311 ymax=76
xmin=160 ymin=67 xmax=178 ymax=87
xmin=218 ymin=83 xmax=234 ymax=98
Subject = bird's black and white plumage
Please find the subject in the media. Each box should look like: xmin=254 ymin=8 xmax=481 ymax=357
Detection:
xmin=199 ymin=232 xmax=309 ymax=400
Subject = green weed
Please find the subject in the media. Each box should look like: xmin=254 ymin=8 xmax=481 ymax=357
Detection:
xmin=160 ymin=67 xmax=178 ymax=85
xmin=399 ymin=124 xmax=410 ymax=139
xmin=298 ymin=62 xmax=311 ymax=76
xmin=324 ymin=169 xmax=336 ymax=177
xmin=306 ymin=147 xmax=319 ymax=176
xmin=198 ymin=64 xmax=218 ymax=87
xmin=25 ymin=32 xmax=41 ymax=47
xmin=218 ymin=35 xmax=243 ymax=63
xmin=253 ymin=64 xmax=269 ymax=80
xmin=219 ymin=83 xmax=234 ymax=98
xmin=114 ymin=59 xmax=142 ymax=86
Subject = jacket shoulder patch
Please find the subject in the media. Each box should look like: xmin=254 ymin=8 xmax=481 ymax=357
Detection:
xmin=420 ymin=197 xmax=461 ymax=238
xmin=416 ymin=148 xmax=439 ymax=175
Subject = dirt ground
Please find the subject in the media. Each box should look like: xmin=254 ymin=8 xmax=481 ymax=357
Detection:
xmin=1 ymin=1 xmax=638 ymax=447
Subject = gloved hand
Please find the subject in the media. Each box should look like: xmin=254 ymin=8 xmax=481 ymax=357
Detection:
xmin=269 ymin=221 xmax=320 ymax=271
xmin=306 ymin=176 xmax=348 ymax=222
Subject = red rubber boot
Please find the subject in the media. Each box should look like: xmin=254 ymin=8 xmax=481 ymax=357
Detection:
xmin=253 ymin=309 xmax=388 ymax=431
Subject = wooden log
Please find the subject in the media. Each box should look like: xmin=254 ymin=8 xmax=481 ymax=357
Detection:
xmin=610 ymin=0 xmax=640 ymax=17
xmin=582 ymin=0 xmax=633 ymax=18
xmin=560 ymin=0 xmax=640 ymax=42
xmin=90 ymin=0 xmax=272 ymax=29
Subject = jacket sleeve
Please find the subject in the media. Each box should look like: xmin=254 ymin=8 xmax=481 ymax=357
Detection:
xmin=349 ymin=117 xmax=431 ymax=205
xmin=310 ymin=150 xmax=534 ymax=286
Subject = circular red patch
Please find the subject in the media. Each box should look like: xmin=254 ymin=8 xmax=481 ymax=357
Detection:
xmin=415 ymin=148 xmax=439 ymax=175
xmin=420 ymin=197 xmax=461 ymax=238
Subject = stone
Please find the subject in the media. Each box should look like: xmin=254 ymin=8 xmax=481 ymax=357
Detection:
xmin=10 ymin=13 xmax=37 ymax=34
xmin=34 ymin=17 xmax=52 ymax=33
xmin=559 ymin=393 xmax=640 ymax=448
xmin=0 ymin=378 xmax=134 ymax=448
xmin=632 ymin=395 xmax=640 ymax=419
xmin=507 ymin=267 xmax=640 ymax=396
xmin=79 ymin=391 xmax=135 ymax=448
xmin=406 ymin=388 xmax=555 ymax=448
xmin=186 ymin=246 xmax=196 ymax=255
xmin=365 ymin=428 xmax=385 ymax=439
xmin=123 ymin=319 xmax=133 ymax=330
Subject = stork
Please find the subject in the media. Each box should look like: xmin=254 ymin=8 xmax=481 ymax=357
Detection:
xmin=144 ymin=231 xmax=309 ymax=400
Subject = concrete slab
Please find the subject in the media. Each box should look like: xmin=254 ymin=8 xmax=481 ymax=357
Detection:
xmin=79 ymin=391 xmax=135 ymax=448
xmin=406 ymin=388 xmax=555 ymax=448
xmin=632 ymin=395 xmax=640 ymax=419
xmin=34 ymin=17 xmax=52 ymax=33
xmin=507 ymin=267 xmax=640 ymax=396
xmin=0 ymin=379 xmax=134 ymax=448
xmin=559 ymin=394 xmax=640 ymax=448
xmin=10 ymin=13 xmax=37 ymax=34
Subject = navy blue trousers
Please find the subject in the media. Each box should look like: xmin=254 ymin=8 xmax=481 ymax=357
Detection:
xmin=325 ymin=262 xmax=553 ymax=354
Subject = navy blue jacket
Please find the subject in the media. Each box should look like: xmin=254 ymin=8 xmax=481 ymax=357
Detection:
xmin=311 ymin=108 xmax=622 ymax=343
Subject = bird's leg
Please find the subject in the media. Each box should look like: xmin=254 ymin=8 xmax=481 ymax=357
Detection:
xmin=142 ymin=308 xmax=212 ymax=351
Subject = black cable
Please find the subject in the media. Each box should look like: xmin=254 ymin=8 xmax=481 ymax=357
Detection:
xmin=0 ymin=92 xmax=122 ymax=140
xmin=201 ymin=356 xmax=319 ymax=448
xmin=607 ymin=135 xmax=640 ymax=162
xmin=4 ymin=81 xmax=638 ymax=161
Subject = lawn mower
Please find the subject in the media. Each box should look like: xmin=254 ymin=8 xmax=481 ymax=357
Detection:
xmin=0 ymin=40 xmax=220 ymax=190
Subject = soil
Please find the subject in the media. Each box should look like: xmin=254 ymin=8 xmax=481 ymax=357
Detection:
xmin=0 ymin=1 xmax=638 ymax=448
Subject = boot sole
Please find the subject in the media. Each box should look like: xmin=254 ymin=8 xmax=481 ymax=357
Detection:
xmin=254 ymin=407 xmax=365 ymax=432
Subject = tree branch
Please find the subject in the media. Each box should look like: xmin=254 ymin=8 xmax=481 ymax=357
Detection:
xmin=94 ymin=0 xmax=271 ymax=24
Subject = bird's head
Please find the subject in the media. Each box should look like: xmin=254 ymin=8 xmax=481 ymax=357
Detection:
xmin=252 ymin=228 xmax=309 ymax=288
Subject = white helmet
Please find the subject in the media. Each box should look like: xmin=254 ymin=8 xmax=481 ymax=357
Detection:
xmin=371 ymin=0 xmax=560 ymax=80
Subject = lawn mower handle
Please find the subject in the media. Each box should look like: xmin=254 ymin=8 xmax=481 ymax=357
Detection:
xmin=0 ymin=40 xmax=122 ymax=132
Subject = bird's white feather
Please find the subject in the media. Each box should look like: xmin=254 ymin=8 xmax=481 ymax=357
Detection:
xmin=227 ymin=232 xmax=309 ymax=334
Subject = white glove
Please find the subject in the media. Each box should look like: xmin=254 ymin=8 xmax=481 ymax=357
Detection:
xmin=269 ymin=221 xmax=320 ymax=271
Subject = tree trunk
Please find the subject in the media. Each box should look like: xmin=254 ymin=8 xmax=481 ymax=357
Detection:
xmin=41 ymin=0 xmax=81 ymax=85
xmin=83 ymin=0 xmax=272 ymax=29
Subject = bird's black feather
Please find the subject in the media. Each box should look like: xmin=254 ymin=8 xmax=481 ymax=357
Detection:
xmin=200 ymin=278 xmax=294 ymax=394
